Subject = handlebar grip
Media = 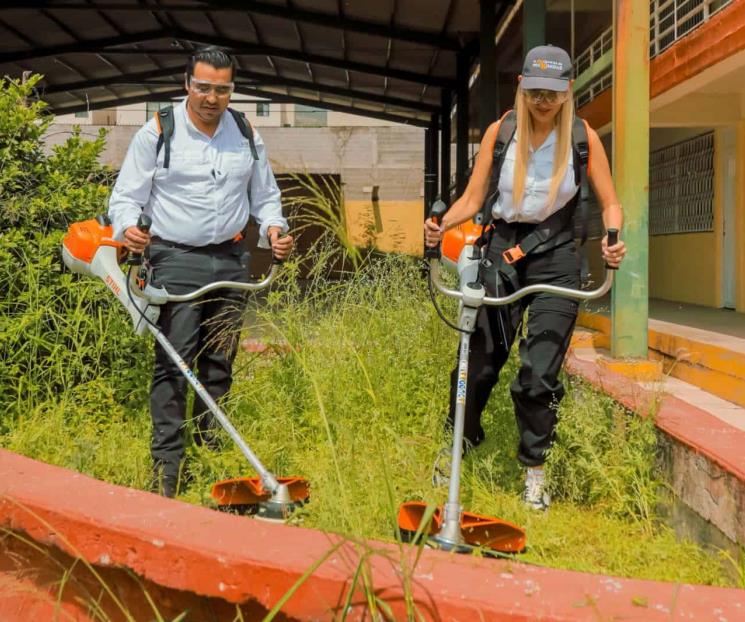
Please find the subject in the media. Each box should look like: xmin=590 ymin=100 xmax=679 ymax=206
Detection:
xmin=606 ymin=228 xmax=619 ymax=270
xmin=127 ymin=213 xmax=152 ymax=265
xmin=271 ymin=232 xmax=288 ymax=265
xmin=425 ymin=200 xmax=448 ymax=260
xmin=137 ymin=213 xmax=152 ymax=233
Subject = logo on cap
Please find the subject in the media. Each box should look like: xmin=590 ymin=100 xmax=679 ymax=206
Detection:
xmin=532 ymin=59 xmax=564 ymax=72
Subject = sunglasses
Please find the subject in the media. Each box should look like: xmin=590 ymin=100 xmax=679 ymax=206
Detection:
xmin=523 ymin=89 xmax=569 ymax=105
xmin=189 ymin=78 xmax=234 ymax=97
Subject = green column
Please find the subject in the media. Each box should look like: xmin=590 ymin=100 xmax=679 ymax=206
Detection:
xmin=523 ymin=0 xmax=546 ymax=52
xmin=611 ymin=0 xmax=650 ymax=358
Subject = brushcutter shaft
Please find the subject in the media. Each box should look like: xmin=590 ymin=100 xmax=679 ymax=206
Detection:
xmin=148 ymin=324 xmax=280 ymax=494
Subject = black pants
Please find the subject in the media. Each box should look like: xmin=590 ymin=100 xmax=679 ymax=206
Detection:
xmin=148 ymin=239 xmax=250 ymax=480
xmin=447 ymin=233 xmax=580 ymax=467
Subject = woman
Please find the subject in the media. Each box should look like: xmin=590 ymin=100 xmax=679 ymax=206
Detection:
xmin=424 ymin=45 xmax=626 ymax=510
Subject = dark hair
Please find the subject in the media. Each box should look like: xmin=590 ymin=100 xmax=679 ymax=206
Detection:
xmin=185 ymin=46 xmax=235 ymax=82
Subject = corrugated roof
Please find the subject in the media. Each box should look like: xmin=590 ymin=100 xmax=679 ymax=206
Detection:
xmin=0 ymin=1 xmax=513 ymax=126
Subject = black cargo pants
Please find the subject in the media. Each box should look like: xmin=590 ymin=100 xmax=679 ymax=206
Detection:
xmin=148 ymin=237 xmax=250 ymax=488
xmin=447 ymin=225 xmax=580 ymax=466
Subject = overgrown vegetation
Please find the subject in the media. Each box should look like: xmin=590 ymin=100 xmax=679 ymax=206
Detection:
xmin=0 ymin=77 xmax=741 ymax=613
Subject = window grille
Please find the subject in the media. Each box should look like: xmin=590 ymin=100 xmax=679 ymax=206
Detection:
xmin=649 ymin=132 xmax=714 ymax=235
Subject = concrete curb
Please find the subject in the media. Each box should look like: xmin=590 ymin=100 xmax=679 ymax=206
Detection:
xmin=565 ymin=352 xmax=745 ymax=547
xmin=1 ymin=449 xmax=745 ymax=620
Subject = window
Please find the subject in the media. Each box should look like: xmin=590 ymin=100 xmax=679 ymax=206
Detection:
xmin=649 ymin=132 xmax=714 ymax=235
xmin=75 ymin=111 xmax=89 ymax=118
xmin=256 ymin=102 xmax=270 ymax=117
xmin=294 ymin=105 xmax=327 ymax=127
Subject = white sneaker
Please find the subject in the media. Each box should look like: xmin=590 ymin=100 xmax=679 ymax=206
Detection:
xmin=523 ymin=467 xmax=550 ymax=511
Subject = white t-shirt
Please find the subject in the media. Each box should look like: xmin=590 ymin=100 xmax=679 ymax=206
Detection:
xmin=490 ymin=129 xmax=579 ymax=223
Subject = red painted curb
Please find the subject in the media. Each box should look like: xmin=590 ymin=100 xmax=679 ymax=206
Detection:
xmin=1 ymin=449 xmax=745 ymax=620
xmin=565 ymin=353 xmax=745 ymax=485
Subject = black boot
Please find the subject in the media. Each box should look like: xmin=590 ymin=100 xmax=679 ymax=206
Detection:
xmin=150 ymin=460 xmax=183 ymax=498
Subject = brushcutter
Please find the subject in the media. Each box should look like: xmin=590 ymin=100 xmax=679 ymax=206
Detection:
xmin=61 ymin=214 xmax=309 ymax=522
xmin=397 ymin=200 xmax=618 ymax=555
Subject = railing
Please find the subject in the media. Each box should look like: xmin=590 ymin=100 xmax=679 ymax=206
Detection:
xmin=575 ymin=0 xmax=733 ymax=108
xmin=651 ymin=0 xmax=733 ymax=57
xmin=573 ymin=27 xmax=613 ymax=77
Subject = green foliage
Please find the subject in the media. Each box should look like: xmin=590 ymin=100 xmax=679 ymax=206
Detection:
xmin=0 ymin=76 xmax=148 ymax=427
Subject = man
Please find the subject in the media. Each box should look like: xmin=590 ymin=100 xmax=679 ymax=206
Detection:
xmin=109 ymin=47 xmax=292 ymax=497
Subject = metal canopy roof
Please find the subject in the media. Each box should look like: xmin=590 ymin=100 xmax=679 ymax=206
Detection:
xmin=0 ymin=1 xmax=513 ymax=127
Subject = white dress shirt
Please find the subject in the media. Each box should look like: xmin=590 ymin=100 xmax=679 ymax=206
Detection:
xmin=491 ymin=129 xmax=578 ymax=223
xmin=108 ymin=100 xmax=287 ymax=247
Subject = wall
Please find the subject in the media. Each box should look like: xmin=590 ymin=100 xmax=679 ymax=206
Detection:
xmin=649 ymin=232 xmax=718 ymax=306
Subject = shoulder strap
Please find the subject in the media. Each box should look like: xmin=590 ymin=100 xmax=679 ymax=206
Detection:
xmin=228 ymin=107 xmax=259 ymax=160
xmin=154 ymin=105 xmax=175 ymax=169
xmin=571 ymin=116 xmax=590 ymax=247
xmin=478 ymin=109 xmax=517 ymax=225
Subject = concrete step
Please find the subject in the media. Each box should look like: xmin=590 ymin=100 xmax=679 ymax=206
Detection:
xmin=576 ymin=312 xmax=745 ymax=408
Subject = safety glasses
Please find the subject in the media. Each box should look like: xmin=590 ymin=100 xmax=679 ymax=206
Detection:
xmin=523 ymin=89 xmax=569 ymax=105
xmin=189 ymin=78 xmax=234 ymax=97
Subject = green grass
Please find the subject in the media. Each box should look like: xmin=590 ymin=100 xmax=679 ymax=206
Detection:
xmin=1 ymin=249 xmax=741 ymax=590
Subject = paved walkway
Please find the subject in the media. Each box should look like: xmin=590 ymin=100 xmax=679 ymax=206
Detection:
xmin=583 ymin=297 xmax=745 ymax=340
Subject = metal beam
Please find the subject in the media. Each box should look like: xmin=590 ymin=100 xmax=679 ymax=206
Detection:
xmin=48 ymin=88 xmax=186 ymax=116
xmin=425 ymin=114 xmax=439 ymax=212
xmin=174 ymin=30 xmax=457 ymax=88
xmin=523 ymin=0 xmax=546 ymax=52
xmin=42 ymin=66 xmax=184 ymax=95
xmin=479 ymin=0 xmax=498 ymax=137
xmin=456 ymin=51 xmax=470 ymax=197
xmin=73 ymin=41 xmax=457 ymax=88
xmin=39 ymin=64 xmax=438 ymax=114
xmin=0 ymin=29 xmax=167 ymax=64
xmin=235 ymin=69 xmax=439 ymax=114
xmin=8 ymin=1 xmax=463 ymax=51
xmin=440 ymin=89 xmax=452 ymax=204
xmin=233 ymin=86 xmax=430 ymax=127
xmin=611 ymin=0 xmax=650 ymax=358
xmin=47 ymin=85 xmax=430 ymax=128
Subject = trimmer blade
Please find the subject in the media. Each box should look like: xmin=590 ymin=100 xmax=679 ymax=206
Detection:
xmin=211 ymin=476 xmax=309 ymax=510
xmin=397 ymin=501 xmax=526 ymax=554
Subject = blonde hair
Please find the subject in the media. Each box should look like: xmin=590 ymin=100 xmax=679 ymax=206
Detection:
xmin=511 ymin=85 xmax=575 ymax=210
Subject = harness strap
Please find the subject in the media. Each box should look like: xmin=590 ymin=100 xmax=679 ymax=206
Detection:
xmin=228 ymin=108 xmax=260 ymax=160
xmin=500 ymin=198 xmax=578 ymax=266
xmin=154 ymin=106 xmax=260 ymax=168
xmin=154 ymin=106 xmax=175 ymax=169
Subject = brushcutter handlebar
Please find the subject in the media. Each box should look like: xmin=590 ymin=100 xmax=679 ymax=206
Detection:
xmin=163 ymin=264 xmax=280 ymax=302
xmin=430 ymin=261 xmax=614 ymax=306
xmin=425 ymin=200 xmax=448 ymax=260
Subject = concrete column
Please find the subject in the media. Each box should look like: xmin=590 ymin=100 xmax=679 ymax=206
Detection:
xmin=440 ymin=89 xmax=452 ymax=205
xmin=611 ymin=0 xmax=650 ymax=358
xmin=456 ymin=52 xmax=470 ymax=197
xmin=523 ymin=0 xmax=546 ymax=52
xmin=479 ymin=0 xmax=498 ymax=137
